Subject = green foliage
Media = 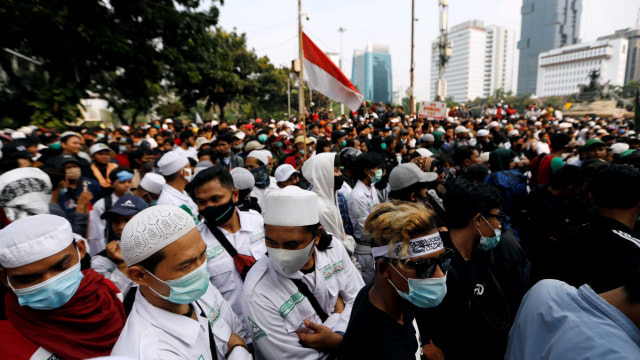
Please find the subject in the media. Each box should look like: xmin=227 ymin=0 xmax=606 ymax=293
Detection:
xmin=543 ymin=96 xmax=564 ymax=109
xmin=622 ymin=80 xmax=640 ymax=98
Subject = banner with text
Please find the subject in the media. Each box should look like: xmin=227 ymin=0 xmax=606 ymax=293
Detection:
xmin=418 ymin=101 xmax=446 ymax=120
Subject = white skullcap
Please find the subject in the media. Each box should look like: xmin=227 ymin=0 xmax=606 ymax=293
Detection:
xmin=120 ymin=205 xmax=196 ymax=266
xmin=264 ymin=186 xmax=319 ymax=226
xmin=11 ymin=132 xmax=26 ymax=140
xmin=259 ymin=149 xmax=273 ymax=159
xmin=454 ymin=126 xmax=468 ymax=134
xmin=479 ymin=152 xmax=490 ymax=163
xmin=415 ymin=148 xmax=433 ymax=158
xmin=420 ymin=134 xmax=434 ymax=143
xmin=230 ymin=167 xmax=254 ymax=190
xmin=248 ymin=150 xmax=269 ymax=166
xmin=0 ymin=214 xmax=73 ymax=268
xmin=274 ymin=164 xmax=299 ymax=182
xmin=507 ymin=129 xmax=520 ymax=137
xmin=611 ymin=143 xmax=630 ymax=155
xmin=139 ymin=173 xmax=166 ymax=194
xmin=157 ymin=150 xmax=188 ymax=176
xmin=489 ymin=121 xmax=500 ymax=129
xmin=477 ymin=129 xmax=490 ymax=137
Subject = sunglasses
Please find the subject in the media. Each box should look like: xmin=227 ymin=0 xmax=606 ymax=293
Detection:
xmin=388 ymin=248 xmax=454 ymax=279
xmin=485 ymin=213 xmax=506 ymax=225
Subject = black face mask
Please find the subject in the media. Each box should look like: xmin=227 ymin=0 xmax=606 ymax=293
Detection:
xmin=334 ymin=175 xmax=344 ymax=192
xmin=201 ymin=197 xmax=235 ymax=226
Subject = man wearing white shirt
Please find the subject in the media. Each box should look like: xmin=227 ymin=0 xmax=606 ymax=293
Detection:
xmin=156 ymin=150 xmax=199 ymax=221
xmin=242 ymin=186 xmax=364 ymax=360
xmin=192 ymin=167 xmax=267 ymax=341
xmin=112 ymin=205 xmax=251 ymax=360
xmin=174 ymin=130 xmax=198 ymax=161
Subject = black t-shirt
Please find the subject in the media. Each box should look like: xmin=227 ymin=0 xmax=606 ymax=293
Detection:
xmin=559 ymin=213 xmax=640 ymax=293
xmin=339 ymin=284 xmax=421 ymax=360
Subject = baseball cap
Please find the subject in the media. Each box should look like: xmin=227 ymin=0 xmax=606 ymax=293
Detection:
xmin=101 ymin=195 xmax=148 ymax=219
xmin=454 ymin=126 xmax=469 ymax=134
xmin=90 ymin=143 xmax=111 ymax=155
xmin=583 ymin=138 xmax=605 ymax=150
xmin=389 ymin=163 xmax=438 ymax=191
xmin=274 ymin=164 xmax=299 ymax=183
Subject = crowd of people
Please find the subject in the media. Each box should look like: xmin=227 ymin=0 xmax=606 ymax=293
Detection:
xmin=0 ymin=101 xmax=639 ymax=359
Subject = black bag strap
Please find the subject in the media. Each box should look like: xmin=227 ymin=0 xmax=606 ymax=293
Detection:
xmin=196 ymin=301 xmax=218 ymax=360
xmin=206 ymin=221 xmax=238 ymax=257
xmin=291 ymin=278 xmax=329 ymax=322
xmin=104 ymin=194 xmax=113 ymax=241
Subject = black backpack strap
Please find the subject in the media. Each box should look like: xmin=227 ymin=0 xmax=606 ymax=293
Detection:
xmin=206 ymin=222 xmax=238 ymax=257
xmin=104 ymin=194 xmax=113 ymax=242
xmin=290 ymin=278 xmax=329 ymax=322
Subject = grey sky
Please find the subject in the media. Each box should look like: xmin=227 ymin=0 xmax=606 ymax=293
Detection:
xmin=217 ymin=0 xmax=639 ymax=102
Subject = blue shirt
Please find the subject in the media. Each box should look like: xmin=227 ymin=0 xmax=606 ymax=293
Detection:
xmin=506 ymin=279 xmax=640 ymax=359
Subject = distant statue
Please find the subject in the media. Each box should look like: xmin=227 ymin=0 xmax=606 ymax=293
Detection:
xmin=577 ymin=69 xmax=611 ymax=102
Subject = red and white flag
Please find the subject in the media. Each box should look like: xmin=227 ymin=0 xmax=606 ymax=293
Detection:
xmin=302 ymin=32 xmax=364 ymax=111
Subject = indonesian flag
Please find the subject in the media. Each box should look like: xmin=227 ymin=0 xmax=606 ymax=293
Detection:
xmin=303 ymin=32 xmax=364 ymax=111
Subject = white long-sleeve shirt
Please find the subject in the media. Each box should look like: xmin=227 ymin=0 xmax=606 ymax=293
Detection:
xmin=242 ymin=237 xmax=364 ymax=360
xmin=87 ymin=193 xmax=120 ymax=256
xmin=347 ymin=180 xmax=379 ymax=243
xmin=112 ymin=284 xmax=251 ymax=360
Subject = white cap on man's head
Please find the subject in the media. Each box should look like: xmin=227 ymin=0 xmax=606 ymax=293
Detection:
xmin=264 ymin=186 xmax=318 ymax=226
xmin=275 ymin=164 xmax=299 ymax=183
xmin=389 ymin=163 xmax=438 ymax=191
xmin=454 ymin=126 xmax=468 ymax=134
xmin=477 ymin=129 xmax=490 ymax=137
xmin=0 ymin=214 xmax=73 ymax=268
xmin=157 ymin=150 xmax=188 ymax=176
xmin=139 ymin=173 xmax=166 ymax=194
xmin=230 ymin=167 xmax=254 ymax=190
xmin=90 ymin=143 xmax=111 ymax=155
xmin=248 ymin=150 xmax=269 ymax=166
xmin=120 ymin=205 xmax=196 ymax=266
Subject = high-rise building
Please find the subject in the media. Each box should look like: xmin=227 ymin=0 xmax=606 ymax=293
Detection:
xmin=598 ymin=28 xmax=640 ymax=84
xmin=351 ymin=43 xmax=393 ymax=104
xmin=517 ymin=0 xmax=582 ymax=95
xmin=429 ymin=20 xmax=518 ymax=103
xmin=536 ymin=38 xmax=628 ymax=97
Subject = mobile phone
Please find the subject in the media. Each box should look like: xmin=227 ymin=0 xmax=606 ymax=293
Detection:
xmin=83 ymin=180 xmax=88 ymax=192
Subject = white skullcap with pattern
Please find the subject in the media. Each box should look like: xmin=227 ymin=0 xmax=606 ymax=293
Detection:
xmin=120 ymin=205 xmax=196 ymax=266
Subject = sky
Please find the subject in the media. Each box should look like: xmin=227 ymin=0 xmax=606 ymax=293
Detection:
xmin=215 ymin=0 xmax=639 ymax=102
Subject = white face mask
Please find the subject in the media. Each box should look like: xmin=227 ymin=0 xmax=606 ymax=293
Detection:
xmin=183 ymin=168 xmax=193 ymax=182
xmin=267 ymin=238 xmax=315 ymax=276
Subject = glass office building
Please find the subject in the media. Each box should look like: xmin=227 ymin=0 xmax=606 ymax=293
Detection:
xmin=351 ymin=43 xmax=392 ymax=104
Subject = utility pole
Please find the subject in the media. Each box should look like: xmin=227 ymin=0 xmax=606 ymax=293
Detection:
xmin=436 ymin=0 xmax=451 ymax=102
xmin=338 ymin=27 xmax=346 ymax=115
xmin=410 ymin=0 xmax=415 ymax=113
xmin=287 ymin=73 xmax=291 ymax=118
xmin=298 ymin=0 xmax=305 ymax=120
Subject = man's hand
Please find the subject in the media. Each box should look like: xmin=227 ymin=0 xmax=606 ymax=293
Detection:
xmin=333 ymin=295 xmax=345 ymax=314
xmin=422 ymin=339 xmax=444 ymax=360
xmin=296 ymin=319 xmax=342 ymax=351
xmin=226 ymin=333 xmax=248 ymax=356
xmin=106 ymin=240 xmax=128 ymax=273
xmin=76 ymin=190 xmax=93 ymax=214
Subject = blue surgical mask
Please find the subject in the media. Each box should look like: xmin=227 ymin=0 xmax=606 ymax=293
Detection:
xmin=381 ymin=143 xmax=387 ymax=150
xmin=145 ymin=261 xmax=210 ymax=304
xmin=275 ymin=141 xmax=283 ymax=149
xmin=8 ymin=249 xmax=83 ymax=310
xmin=388 ymin=265 xmax=447 ymax=309
xmin=119 ymin=145 xmax=127 ymax=153
xmin=477 ymin=216 xmax=501 ymax=251
xmin=370 ymin=169 xmax=383 ymax=184
xmin=258 ymin=134 xmax=268 ymax=143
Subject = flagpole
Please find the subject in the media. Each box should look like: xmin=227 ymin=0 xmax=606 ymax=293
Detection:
xmin=299 ymin=0 xmax=308 ymax=162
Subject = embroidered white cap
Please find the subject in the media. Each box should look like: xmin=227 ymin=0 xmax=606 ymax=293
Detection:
xmin=248 ymin=150 xmax=269 ymax=166
xmin=139 ymin=173 xmax=166 ymax=194
xmin=0 ymin=214 xmax=74 ymax=268
xmin=157 ymin=150 xmax=188 ymax=176
xmin=230 ymin=167 xmax=254 ymax=190
xmin=263 ymin=186 xmax=319 ymax=226
xmin=120 ymin=205 xmax=196 ymax=266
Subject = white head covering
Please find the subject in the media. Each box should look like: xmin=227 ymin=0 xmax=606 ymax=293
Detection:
xmin=0 ymin=167 xmax=52 ymax=221
xmin=90 ymin=143 xmax=110 ymax=155
xmin=157 ymin=150 xmax=188 ymax=176
xmin=248 ymin=150 xmax=269 ymax=166
xmin=0 ymin=214 xmax=73 ymax=268
xmin=415 ymin=148 xmax=433 ymax=158
xmin=230 ymin=167 xmax=254 ymax=190
xmin=477 ymin=129 xmax=490 ymax=137
xmin=275 ymin=164 xmax=299 ymax=183
xmin=263 ymin=186 xmax=319 ymax=226
xmin=139 ymin=173 xmax=166 ymax=194
xmin=120 ymin=205 xmax=196 ymax=266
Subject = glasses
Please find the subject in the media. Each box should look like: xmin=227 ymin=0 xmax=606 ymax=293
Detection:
xmin=485 ymin=213 xmax=506 ymax=225
xmin=388 ymin=248 xmax=454 ymax=279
